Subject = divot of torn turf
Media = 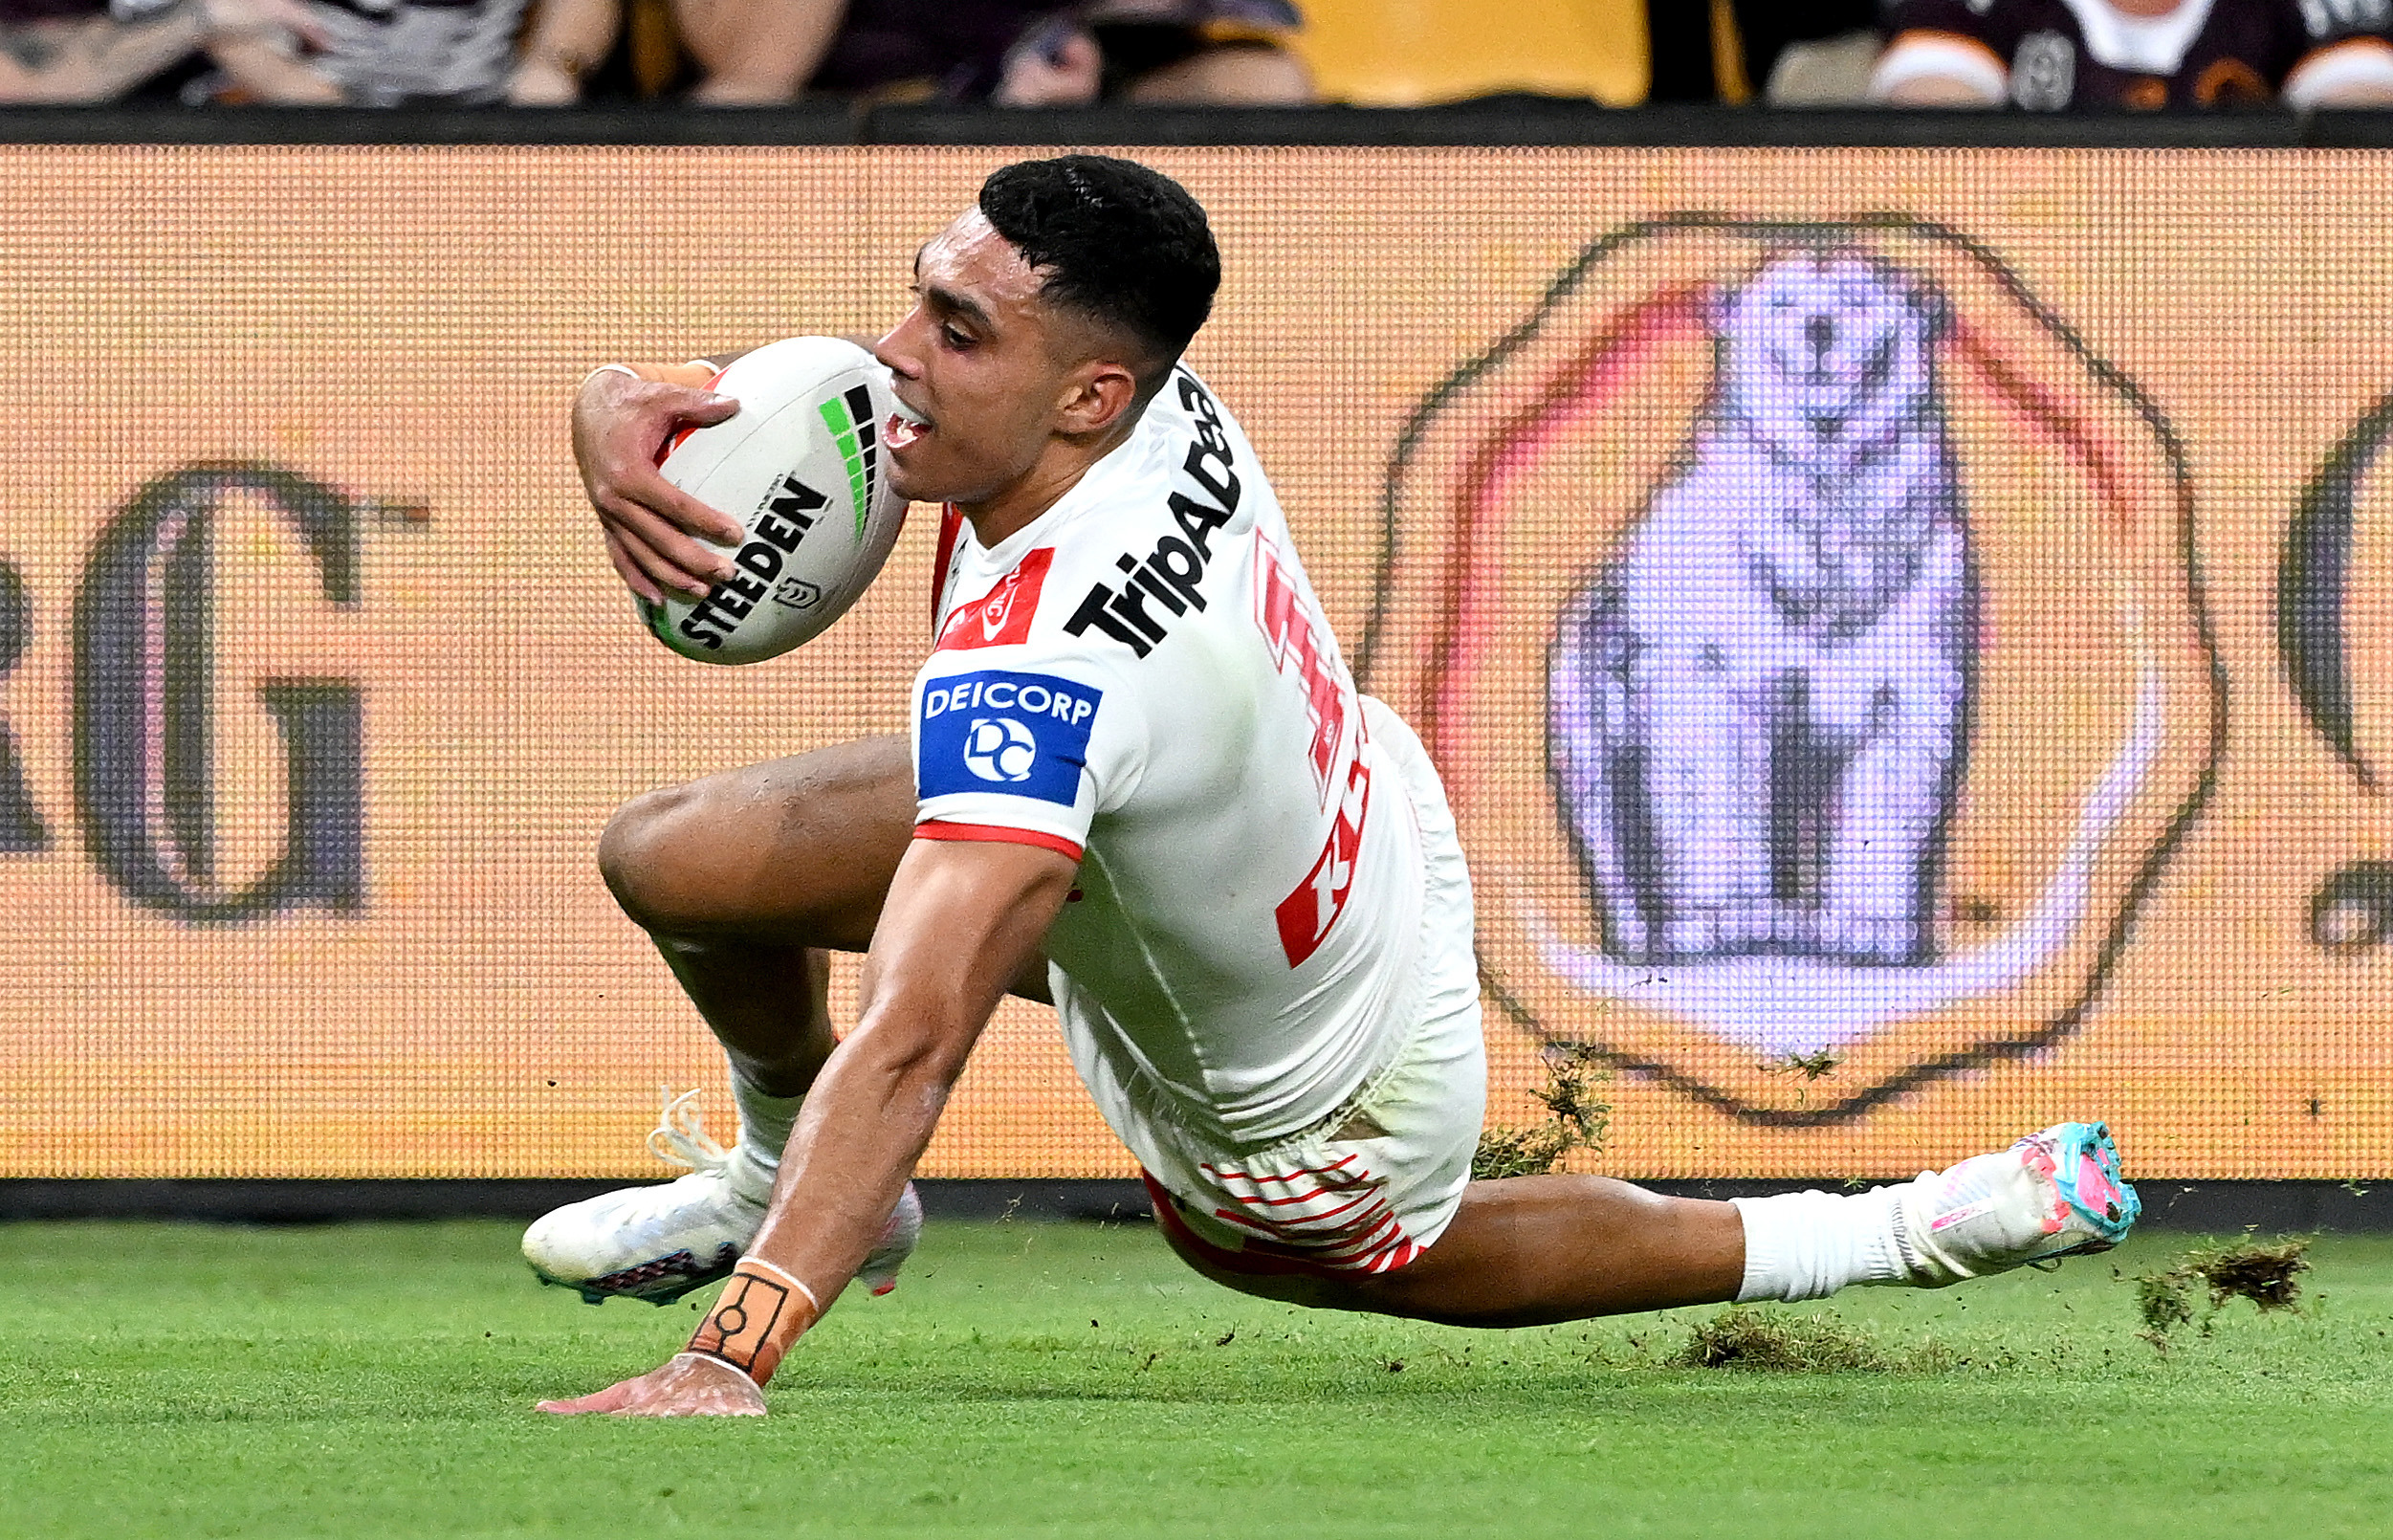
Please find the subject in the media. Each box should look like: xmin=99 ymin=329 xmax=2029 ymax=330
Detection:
xmin=1471 ymin=1045 xmax=1611 ymax=1180
xmin=2135 ymin=1237 xmax=2314 ymax=1347
xmin=1667 ymin=1306 xmax=1956 ymax=1374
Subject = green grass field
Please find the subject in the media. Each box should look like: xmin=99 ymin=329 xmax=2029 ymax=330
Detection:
xmin=3 ymin=1219 xmax=2388 ymax=1539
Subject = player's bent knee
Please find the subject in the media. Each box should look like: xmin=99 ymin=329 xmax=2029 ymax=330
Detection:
xmin=597 ymin=781 xmax=722 ymax=935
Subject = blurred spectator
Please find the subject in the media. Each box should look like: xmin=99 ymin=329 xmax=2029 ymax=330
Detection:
xmin=1649 ymin=0 xmax=1882 ymax=104
xmin=1739 ymin=0 xmax=1881 ymax=104
xmin=1288 ymin=0 xmax=1643 ymax=107
xmin=1871 ymin=0 xmax=2393 ymax=109
xmin=1 ymin=0 xmax=326 ymax=100
xmin=179 ymin=0 xmax=533 ymax=103
xmin=298 ymin=0 xmax=532 ymax=103
xmin=509 ymin=0 xmax=1310 ymax=107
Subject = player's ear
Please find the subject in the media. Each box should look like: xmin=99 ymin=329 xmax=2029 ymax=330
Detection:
xmin=1058 ymin=357 xmax=1141 ymax=438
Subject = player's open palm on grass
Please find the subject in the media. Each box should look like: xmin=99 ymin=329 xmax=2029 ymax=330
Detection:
xmin=538 ymin=1350 xmax=765 ymax=1418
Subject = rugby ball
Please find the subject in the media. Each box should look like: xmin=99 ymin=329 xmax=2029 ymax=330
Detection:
xmin=640 ymin=337 xmax=912 ymax=665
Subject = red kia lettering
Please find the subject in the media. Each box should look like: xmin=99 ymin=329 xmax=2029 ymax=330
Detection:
xmin=1276 ymin=757 xmax=1371 ymax=967
xmin=1254 ymin=535 xmax=1349 ymax=802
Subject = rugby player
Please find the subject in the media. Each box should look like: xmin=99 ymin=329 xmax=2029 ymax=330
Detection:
xmin=532 ymin=156 xmax=2140 ymax=1418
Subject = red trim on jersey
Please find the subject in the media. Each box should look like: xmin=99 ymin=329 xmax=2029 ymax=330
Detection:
xmin=1216 ymin=1187 xmax=1388 ymax=1221
xmin=912 ymin=821 xmax=1084 ymax=862
xmin=936 ymin=546 xmax=1053 ymax=650
xmin=929 ymin=503 xmax=966 ymax=634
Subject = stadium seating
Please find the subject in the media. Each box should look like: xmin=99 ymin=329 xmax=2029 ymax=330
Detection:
xmin=1287 ymin=0 xmax=1649 ymax=106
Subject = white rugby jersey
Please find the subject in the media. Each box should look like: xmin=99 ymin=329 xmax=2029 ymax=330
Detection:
xmin=911 ymin=368 xmax=1428 ymax=1143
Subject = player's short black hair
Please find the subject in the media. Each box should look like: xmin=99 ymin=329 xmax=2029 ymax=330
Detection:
xmin=977 ymin=155 xmax=1220 ymax=378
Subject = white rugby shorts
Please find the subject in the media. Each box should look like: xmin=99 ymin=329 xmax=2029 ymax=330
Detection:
xmin=1094 ymin=697 xmax=1486 ymax=1277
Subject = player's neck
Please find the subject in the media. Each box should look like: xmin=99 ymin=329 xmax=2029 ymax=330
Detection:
xmin=956 ymin=419 xmax=1137 ymax=546
xmin=2104 ymin=0 xmax=2183 ymax=18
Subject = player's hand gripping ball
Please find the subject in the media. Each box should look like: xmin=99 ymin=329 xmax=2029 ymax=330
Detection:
xmin=642 ymin=337 xmax=916 ymax=664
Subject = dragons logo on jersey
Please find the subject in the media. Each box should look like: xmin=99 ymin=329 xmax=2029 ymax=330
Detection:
xmin=1361 ymin=214 xmax=2221 ymax=1125
xmin=917 ymin=670 xmax=1100 ymax=807
xmin=938 ymin=547 xmax=1053 ymax=651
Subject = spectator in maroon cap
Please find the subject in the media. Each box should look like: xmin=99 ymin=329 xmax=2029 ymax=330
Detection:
xmin=1871 ymin=0 xmax=2393 ymax=109
xmin=509 ymin=0 xmax=1310 ymax=107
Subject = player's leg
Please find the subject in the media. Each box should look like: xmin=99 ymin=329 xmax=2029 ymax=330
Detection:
xmin=1151 ymin=1173 xmax=1745 ymax=1323
xmin=599 ymin=734 xmax=918 ymax=1100
xmin=1150 ymin=696 xmax=2135 ymax=1325
xmin=599 ymin=729 xmax=1049 ymax=1140
xmin=529 ymin=733 xmax=1032 ymax=1303
xmin=1155 ymin=1123 xmax=2138 ymax=1329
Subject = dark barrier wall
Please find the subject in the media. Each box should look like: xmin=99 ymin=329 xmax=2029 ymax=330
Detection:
xmin=2 ymin=112 xmax=2389 ymax=1183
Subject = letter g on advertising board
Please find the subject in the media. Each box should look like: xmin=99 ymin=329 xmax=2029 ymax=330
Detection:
xmin=24 ymin=463 xmax=371 ymax=924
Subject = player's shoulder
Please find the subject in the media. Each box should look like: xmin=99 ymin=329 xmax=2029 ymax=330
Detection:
xmin=1148 ymin=364 xmax=1262 ymax=471
xmin=933 ymin=366 xmax=1265 ymax=663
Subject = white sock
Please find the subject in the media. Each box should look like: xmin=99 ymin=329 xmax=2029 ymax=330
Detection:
xmin=1728 ymin=1186 xmax=1911 ymax=1302
xmin=726 ymin=1067 xmax=803 ymax=1206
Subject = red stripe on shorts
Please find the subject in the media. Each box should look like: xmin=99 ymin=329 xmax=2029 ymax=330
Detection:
xmin=1197 ymin=1155 xmax=1360 ymax=1185
xmin=1145 ymin=1172 xmax=1425 ymax=1278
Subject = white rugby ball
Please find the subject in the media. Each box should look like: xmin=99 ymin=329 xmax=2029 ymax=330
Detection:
xmin=640 ymin=337 xmax=911 ymax=665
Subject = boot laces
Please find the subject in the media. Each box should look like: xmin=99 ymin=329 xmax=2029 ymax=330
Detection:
xmin=645 ymin=1085 xmax=730 ymax=1175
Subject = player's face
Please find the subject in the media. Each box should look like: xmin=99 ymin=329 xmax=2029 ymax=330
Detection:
xmin=874 ymin=210 xmax=1096 ymax=507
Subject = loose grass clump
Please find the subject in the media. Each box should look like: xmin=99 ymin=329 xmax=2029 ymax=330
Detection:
xmin=1664 ymin=1307 xmax=1965 ymax=1374
xmin=1670 ymin=1308 xmax=1891 ymax=1372
xmin=2134 ymin=1236 xmax=2313 ymax=1347
xmin=1471 ymin=1045 xmax=1611 ymax=1179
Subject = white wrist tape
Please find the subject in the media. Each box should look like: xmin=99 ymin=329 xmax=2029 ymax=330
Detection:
xmin=735 ymin=1255 xmax=823 ymax=1316
xmin=672 ymin=1350 xmax=760 ymax=1387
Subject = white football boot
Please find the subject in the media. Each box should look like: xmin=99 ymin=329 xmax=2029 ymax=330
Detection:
xmin=523 ymin=1086 xmax=923 ymax=1306
xmin=1886 ymin=1120 xmax=2140 ymax=1287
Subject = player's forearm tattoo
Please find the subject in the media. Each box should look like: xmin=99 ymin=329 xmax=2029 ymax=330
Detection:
xmin=686 ymin=1259 xmax=822 ymax=1386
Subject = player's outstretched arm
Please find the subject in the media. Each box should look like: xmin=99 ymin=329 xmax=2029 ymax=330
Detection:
xmin=570 ymin=363 xmax=751 ymax=603
xmin=538 ymin=835 xmax=1076 ymax=1418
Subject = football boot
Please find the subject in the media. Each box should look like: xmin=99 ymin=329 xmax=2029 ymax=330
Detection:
xmin=1887 ymin=1120 xmax=2139 ymax=1287
xmin=522 ymin=1086 xmax=922 ymax=1305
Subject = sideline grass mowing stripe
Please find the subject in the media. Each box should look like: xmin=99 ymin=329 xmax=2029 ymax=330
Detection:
xmin=2 ymin=1220 xmax=2390 ymax=1539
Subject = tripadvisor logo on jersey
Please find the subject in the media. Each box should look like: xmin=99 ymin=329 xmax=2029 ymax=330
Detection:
xmin=0 ymin=463 xmax=374 ymax=924
xmin=1359 ymin=214 xmax=2221 ymax=1124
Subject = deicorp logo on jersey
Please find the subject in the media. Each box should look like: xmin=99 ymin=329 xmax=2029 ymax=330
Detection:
xmin=917 ymin=670 xmax=1101 ymax=808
